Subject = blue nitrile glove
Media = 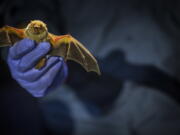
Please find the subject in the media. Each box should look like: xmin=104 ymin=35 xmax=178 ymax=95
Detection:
xmin=7 ymin=38 xmax=68 ymax=97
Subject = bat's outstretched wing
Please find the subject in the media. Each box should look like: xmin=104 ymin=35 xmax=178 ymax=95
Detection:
xmin=49 ymin=34 xmax=101 ymax=75
xmin=0 ymin=26 xmax=25 ymax=47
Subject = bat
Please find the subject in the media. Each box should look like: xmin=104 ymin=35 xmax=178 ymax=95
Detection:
xmin=0 ymin=20 xmax=101 ymax=75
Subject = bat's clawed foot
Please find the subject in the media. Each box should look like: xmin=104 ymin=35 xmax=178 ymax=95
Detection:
xmin=35 ymin=58 xmax=47 ymax=69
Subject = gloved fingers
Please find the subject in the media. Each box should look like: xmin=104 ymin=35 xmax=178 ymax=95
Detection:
xmin=18 ymin=42 xmax=51 ymax=72
xmin=56 ymin=60 xmax=68 ymax=81
xmin=38 ymin=60 xmax=63 ymax=89
xmin=9 ymin=38 xmax=35 ymax=59
xmin=62 ymin=60 xmax=68 ymax=78
xmin=58 ymin=57 xmax=68 ymax=77
xmin=48 ymin=60 xmax=68 ymax=90
xmin=17 ymin=61 xmax=63 ymax=97
xmin=17 ymin=57 xmax=62 ymax=82
xmin=16 ymin=77 xmax=47 ymax=97
xmin=8 ymin=58 xmax=20 ymax=79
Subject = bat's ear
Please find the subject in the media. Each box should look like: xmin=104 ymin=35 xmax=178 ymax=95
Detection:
xmin=28 ymin=20 xmax=32 ymax=25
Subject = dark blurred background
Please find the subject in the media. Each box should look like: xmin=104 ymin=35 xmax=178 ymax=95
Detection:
xmin=1 ymin=0 xmax=180 ymax=135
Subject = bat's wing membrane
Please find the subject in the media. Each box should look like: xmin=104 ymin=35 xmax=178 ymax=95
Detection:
xmin=49 ymin=34 xmax=101 ymax=75
xmin=0 ymin=26 xmax=25 ymax=47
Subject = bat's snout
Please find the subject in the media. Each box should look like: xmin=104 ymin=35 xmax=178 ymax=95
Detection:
xmin=33 ymin=26 xmax=41 ymax=34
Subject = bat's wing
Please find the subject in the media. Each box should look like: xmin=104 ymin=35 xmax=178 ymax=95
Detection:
xmin=0 ymin=26 xmax=25 ymax=47
xmin=49 ymin=34 xmax=101 ymax=75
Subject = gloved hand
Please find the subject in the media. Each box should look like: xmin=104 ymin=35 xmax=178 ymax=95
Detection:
xmin=7 ymin=38 xmax=68 ymax=97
